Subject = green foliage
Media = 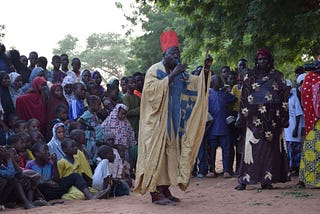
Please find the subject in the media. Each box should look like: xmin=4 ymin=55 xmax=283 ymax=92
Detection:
xmin=134 ymin=0 xmax=320 ymax=77
xmin=80 ymin=33 xmax=128 ymax=79
xmin=52 ymin=34 xmax=79 ymax=57
xmin=118 ymin=2 xmax=192 ymax=75
xmin=52 ymin=33 xmax=129 ymax=79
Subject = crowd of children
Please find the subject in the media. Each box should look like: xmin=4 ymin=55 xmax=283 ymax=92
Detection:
xmin=0 ymin=41 xmax=318 ymax=210
xmin=0 ymin=45 xmax=141 ymax=210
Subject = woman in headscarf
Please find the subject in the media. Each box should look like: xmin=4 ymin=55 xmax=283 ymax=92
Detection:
xmin=235 ymin=48 xmax=290 ymax=190
xmin=16 ymin=77 xmax=47 ymax=136
xmin=61 ymin=76 xmax=75 ymax=105
xmin=21 ymin=67 xmax=45 ymax=93
xmin=47 ymin=122 xmax=66 ymax=161
xmin=101 ymin=103 xmax=137 ymax=162
xmin=8 ymin=72 xmax=24 ymax=108
xmin=46 ymin=83 xmax=68 ymax=140
xmin=0 ymin=71 xmax=15 ymax=123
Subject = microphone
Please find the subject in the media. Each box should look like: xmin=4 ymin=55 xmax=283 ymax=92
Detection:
xmin=176 ymin=59 xmax=187 ymax=80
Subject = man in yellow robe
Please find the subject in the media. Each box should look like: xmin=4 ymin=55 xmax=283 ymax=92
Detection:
xmin=134 ymin=30 xmax=211 ymax=205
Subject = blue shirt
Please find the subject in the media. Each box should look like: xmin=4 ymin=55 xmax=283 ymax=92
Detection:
xmin=25 ymin=160 xmax=54 ymax=184
xmin=207 ymin=88 xmax=236 ymax=136
xmin=0 ymin=161 xmax=16 ymax=178
xmin=69 ymin=97 xmax=85 ymax=121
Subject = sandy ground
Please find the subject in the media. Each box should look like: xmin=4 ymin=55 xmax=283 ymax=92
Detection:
xmin=3 ymin=149 xmax=320 ymax=214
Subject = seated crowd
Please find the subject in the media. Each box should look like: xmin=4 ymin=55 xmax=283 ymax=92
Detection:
xmin=0 ymin=44 xmax=142 ymax=209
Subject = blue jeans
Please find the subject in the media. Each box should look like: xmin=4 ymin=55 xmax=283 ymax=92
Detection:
xmin=208 ymin=135 xmax=231 ymax=173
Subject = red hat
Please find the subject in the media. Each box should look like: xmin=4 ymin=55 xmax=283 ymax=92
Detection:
xmin=160 ymin=30 xmax=179 ymax=53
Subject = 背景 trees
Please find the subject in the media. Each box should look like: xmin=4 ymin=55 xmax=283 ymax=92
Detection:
xmin=132 ymin=0 xmax=320 ymax=76
xmin=52 ymin=32 xmax=128 ymax=79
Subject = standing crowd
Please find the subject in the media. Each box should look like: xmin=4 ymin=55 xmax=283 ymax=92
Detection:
xmin=0 ymin=32 xmax=319 ymax=209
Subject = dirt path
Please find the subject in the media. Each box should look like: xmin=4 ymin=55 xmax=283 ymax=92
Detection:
xmin=3 ymin=149 xmax=320 ymax=214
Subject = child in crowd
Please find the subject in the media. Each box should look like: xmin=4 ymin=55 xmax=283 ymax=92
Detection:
xmin=80 ymin=69 xmax=91 ymax=86
xmin=102 ymin=132 xmax=123 ymax=179
xmin=25 ymin=143 xmax=108 ymax=201
xmin=8 ymin=72 xmax=24 ymax=108
xmin=69 ymin=83 xmax=86 ymax=121
xmin=4 ymin=113 xmax=19 ymax=144
xmin=67 ymin=58 xmax=81 ymax=82
xmin=51 ymin=55 xmax=66 ymax=84
xmin=47 ymin=123 xmax=66 ymax=161
xmin=21 ymin=132 xmax=35 ymax=161
xmin=48 ymin=104 xmax=70 ymax=139
xmin=207 ymin=75 xmax=237 ymax=178
xmin=61 ymin=76 xmax=75 ymax=105
xmin=58 ymin=139 xmax=94 ymax=200
xmin=85 ymin=80 xmax=108 ymax=121
xmin=0 ymin=146 xmax=35 ymax=209
xmin=8 ymin=133 xmax=27 ymax=168
xmin=226 ymin=71 xmax=237 ymax=92
xmin=101 ymin=104 xmax=137 ymax=163
xmin=122 ymin=76 xmax=140 ymax=137
xmin=92 ymin=145 xmax=114 ymax=191
xmin=70 ymin=129 xmax=90 ymax=161
xmin=102 ymin=132 xmax=131 ymax=194
xmin=79 ymin=95 xmax=104 ymax=164
xmin=27 ymin=118 xmax=40 ymax=132
xmin=91 ymin=71 xmax=104 ymax=97
xmin=94 ymin=145 xmax=129 ymax=197
xmin=28 ymin=130 xmax=45 ymax=145
xmin=59 ymin=138 xmax=92 ymax=183
xmin=13 ymin=119 xmax=28 ymax=133
xmin=116 ymin=144 xmax=134 ymax=188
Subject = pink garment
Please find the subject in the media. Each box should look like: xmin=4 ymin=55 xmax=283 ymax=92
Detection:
xmin=101 ymin=104 xmax=137 ymax=148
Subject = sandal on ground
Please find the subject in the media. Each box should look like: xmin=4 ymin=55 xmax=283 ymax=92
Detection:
xmin=206 ymin=172 xmax=217 ymax=178
xmin=234 ymin=183 xmax=246 ymax=190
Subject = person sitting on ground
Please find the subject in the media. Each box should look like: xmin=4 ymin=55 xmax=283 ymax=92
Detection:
xmin=92 ymin=145 xmax=114 ymax=191
xmin=101 ymin=104 xmax=137 ymax=164
xmin=69 ymin=129 xmax=90 ymax=161
xmin=57 ymin=138 xmax=96 ymax=200
xmin=8 ymin=133 xmax=28 ymax=168
xmin=25 ymin=143 xmax=108 ymax=201
xmin=0 ymin=145 xmax=35 ymax=209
